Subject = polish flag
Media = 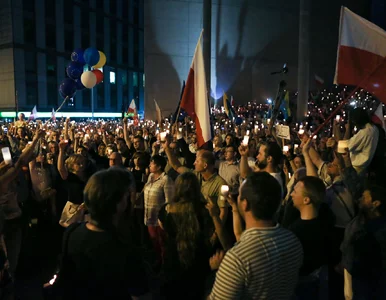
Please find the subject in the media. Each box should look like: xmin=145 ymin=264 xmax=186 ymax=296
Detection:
xmin=334 ymin=7 xmax=386 ymax=104
xmin=180 ymin=30 xmax=212 ymax=147
xmin=371 ymin=103 xmax=385 ymax=131
xmin=29 ymin=105 xmax=38 ymax=120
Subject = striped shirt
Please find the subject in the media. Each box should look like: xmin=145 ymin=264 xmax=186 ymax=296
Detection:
xmin=143 ymin=172 xmax=174 ymax=226
xmin=210 ymin=225 xmax=303 ymax=300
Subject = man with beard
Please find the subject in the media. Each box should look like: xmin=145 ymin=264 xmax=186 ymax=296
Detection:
xmin=239 ymin=141 xmax=284 ymax=197
xmin=208 ymin=172 xmax=303 ymax=299
xmin=339 ymin=186 xmax=386 ymax=300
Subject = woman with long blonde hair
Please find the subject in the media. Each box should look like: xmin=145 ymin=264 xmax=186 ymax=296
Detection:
xmin=158 ymin=172 xmax=214 ymax=299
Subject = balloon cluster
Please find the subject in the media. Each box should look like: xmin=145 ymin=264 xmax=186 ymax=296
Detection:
xmin=58 ymin=47 xmax=107 ymax=99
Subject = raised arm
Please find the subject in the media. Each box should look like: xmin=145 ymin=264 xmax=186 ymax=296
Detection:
xmin=163 ymin=139 xmax=190 ymax=174
xmin=0 ymin=129 xmax=44 ymax=190
xmin=123 ymin=118 xmax=133 ymax=149
xmin=238 ymin=144 xmax=252 ymax=179
xmin=302 ymin=138 xmax=318 ymax=177
xmin=57 ymin=140 xmax=69 ymax=180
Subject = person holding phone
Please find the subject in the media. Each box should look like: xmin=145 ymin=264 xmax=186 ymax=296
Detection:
xmin=0 ymin=129 xmax=44 ymax=278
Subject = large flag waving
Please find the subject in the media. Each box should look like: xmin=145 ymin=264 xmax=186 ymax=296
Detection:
xmin=334 ymin=7 xmax=386 ymax=104
xmin=127 ymin=99 xmax=139 ymax=125
xmin=180 ymin=31 xmax=212 ymax=147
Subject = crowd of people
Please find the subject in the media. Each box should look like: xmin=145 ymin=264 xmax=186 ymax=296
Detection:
xmin=0 ymin=93 xmax=385 ymax=299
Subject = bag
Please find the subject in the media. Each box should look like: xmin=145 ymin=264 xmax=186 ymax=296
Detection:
xmin=59 ymin=202 xmax=86 ymax=228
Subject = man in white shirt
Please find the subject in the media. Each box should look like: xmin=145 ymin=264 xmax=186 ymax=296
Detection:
xmin=239 ymin=141 xmax=285 ymax=197
xmin=346 ymin=108 xmax=379 ymax=175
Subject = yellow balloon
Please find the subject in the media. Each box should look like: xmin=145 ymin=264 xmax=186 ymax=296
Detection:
xmin=93 ymin=51 xmax=106 ymax=69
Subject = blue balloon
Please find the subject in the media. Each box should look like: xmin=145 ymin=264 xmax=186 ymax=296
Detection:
xmin=75 ymin=79 xmax=86 ymax=90
xmin=235 ymin=117 xmax=243 ymax=125
xmin=71 ymin=48 xmax=85 ymax=65
xmin=59 ymin=78 xmax=77 ymax=98
xmin=66 ymin=62 xmax=84 ymax=80
xmin=83 ymin=47 xmax=100 ymax=66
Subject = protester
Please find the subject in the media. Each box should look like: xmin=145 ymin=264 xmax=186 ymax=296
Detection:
xmin=58 ymin=167 xmax=149 ymax=300
xmin=209 ymin=172 xmax=303 ymax=299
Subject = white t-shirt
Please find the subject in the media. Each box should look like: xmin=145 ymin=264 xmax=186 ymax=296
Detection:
xmin=348 ymin=123 xmax=378 ymax=174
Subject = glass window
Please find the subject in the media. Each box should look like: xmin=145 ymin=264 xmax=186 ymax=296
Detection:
xmin=46 ymin=55 xmax=56 ymax=77
xmin=111 ymin=84 xmax=117 ymax=110
xmin=122 ymin=0 xmax=129 ymax=19
xmin=24 ymin=18 xmax=36 ymax=45
xmin=142 ymin=73 xmax=145 ymax=87
xmin=97 ymin=82 xmax=104 ymax=109
xmin=26 ymin=78 xmax=38 ymax=106
xmin=133 ymin=72 xmax=138 ymax=87
xmin=64 ymin=29 xmax=74 ymax=52
xmin=110 ymin=41 xmax=116 ymax=62
xmin=81 ymin=9 xmax=89 ymax=30
xmin=46 ymin=25 xmax=56 ymax=49
xmin=47 ymin=77 xmax=58 ymax=107
xmin=63 ymin=4 xmax=74 ymax=24
xmin=81 ymin=32 xmax=89 ymax=49
xmin=110 ymin=70 xmax=116 ymax=84
xmin=96 ymin=37 xmax=104 ymax=51
xmin=45 ymin=0 xmax=55 ymax=20
xmin=83 ymin=88 xmax=91 ymax=108
xmin=25 ymin=51 xmax=37 ymax=73
xmin=23 ymin=0 xmax=35 ymax=13
xmin=122 ymin=46 xmax=128 ymax=64
xmin=96 ymin=14 xmax=104 ymax=34
xmin=109 ymin=0 xmax=116 ymax=15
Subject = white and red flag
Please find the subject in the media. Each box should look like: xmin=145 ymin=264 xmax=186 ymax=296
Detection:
xmin=334 ymin=7 xmax=386 ymax=104
xmin=29 ymin=105 xmax=38 ymax=121
xmin=180 ymin=30 xmax=212 ymax=147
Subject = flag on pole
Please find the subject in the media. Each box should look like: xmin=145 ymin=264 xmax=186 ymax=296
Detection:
xmin=127 ymin=99 xmax=139 ymax=125
xmin=154 ymin=99 xmax=162 ymax=125
xmin=51 ymin=107 xmax=56 ymax=121
xmin=334 ymin=7 xmax=386 ymax=104
xmin=223 ymin=92 xmax=235 ymax=120
xmin=29 ymin=105 xmax=37 ymax=120
xmin=171 ymin=81 xmax=186 ymax=125
xmin=315 ymin=74 xmax=324 ymax=87
xmin=283 ymin=91 xmax=291 ymax=117
xmin=231 ymin=95 xmax=235 ymax=106
xmin=179 ymin=30 xmax=212 ymax=147
xmin=371 ymin=103 xmax=385 ymax=131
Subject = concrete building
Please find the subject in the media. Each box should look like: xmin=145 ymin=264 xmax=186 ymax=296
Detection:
xmin=0 ymin=0 xmax=144 ymax=118
xmin=144 ymin=0 xmax=372 ymax=120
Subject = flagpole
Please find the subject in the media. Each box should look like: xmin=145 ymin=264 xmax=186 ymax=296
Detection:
xmin=312 ymin=56 xmax=386 ymax=137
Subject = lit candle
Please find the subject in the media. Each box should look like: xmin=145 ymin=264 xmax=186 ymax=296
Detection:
xmin=336 ymin=115 xmax=341 ymax=121
xmin=220 ymin=185 xmax=229 ymax=196
xmin=160 ymin=132 xmax=167 ymax=141
xmin=298 ymin=129 xmax=305 ymax=135
xmin=294 ymin=144 xmax=299 ymax=150
xmin=283 ymin=145 xmax=289 ymax=152
xmin=243 ymin=135 xmax=249 ymax=146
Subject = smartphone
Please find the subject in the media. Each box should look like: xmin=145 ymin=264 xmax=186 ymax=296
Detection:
xmin=1 ymin=147 xmax=12 ymax=165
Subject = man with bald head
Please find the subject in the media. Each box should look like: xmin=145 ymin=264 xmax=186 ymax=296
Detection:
xmin=109 ymin=152 xmax=123 ymax=168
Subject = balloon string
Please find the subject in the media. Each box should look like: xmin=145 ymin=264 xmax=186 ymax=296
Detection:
xmin=56 ymin=96 xmax=69 ymax=113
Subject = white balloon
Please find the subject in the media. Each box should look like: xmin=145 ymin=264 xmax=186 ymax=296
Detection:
xmin=81 ymin=71 xmax=97 ymax=88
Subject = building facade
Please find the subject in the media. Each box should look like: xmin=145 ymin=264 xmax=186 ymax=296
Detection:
xmin=144 ymin=0 xmax=371 ymax=120
xmin=0 ymin=0 xmax=144 ymax=117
